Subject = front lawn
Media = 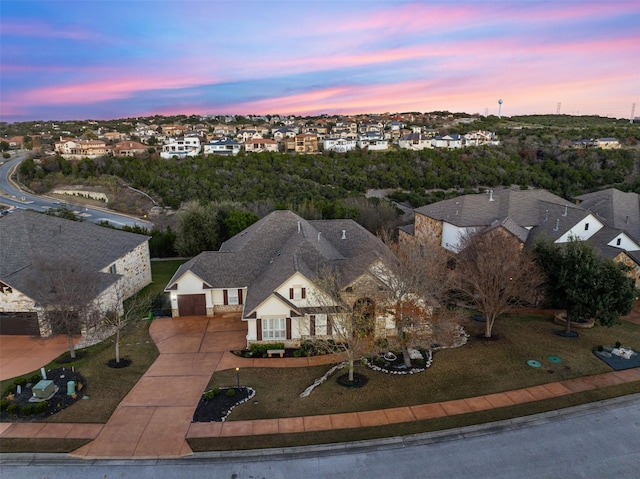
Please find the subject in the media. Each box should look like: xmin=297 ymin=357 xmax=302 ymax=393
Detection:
xmin=206 ymin=313 xmax=640 ymax=421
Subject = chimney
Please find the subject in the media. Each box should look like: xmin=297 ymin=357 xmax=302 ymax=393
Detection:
xmin=341 ymin=230 xmax=346 ymax=240
xmin=562 ymin=205 xmax=568 ymax=217
xmin=317 ymin=232 xmax=321 ymax=242
xmin=489 ymin=190 xmax=494 ymax=202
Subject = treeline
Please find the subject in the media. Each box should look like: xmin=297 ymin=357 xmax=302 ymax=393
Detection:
xmin=21 ymin=140 xmax=640 ymax=210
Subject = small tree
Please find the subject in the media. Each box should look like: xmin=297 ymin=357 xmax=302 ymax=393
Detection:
xmin=101 ymin=284 xmax=153 ymax=364
xmin=309 ymin=267 xmax=379 ymax=383
xmin=375 ymin=232 xmax=462 ymax=367
xmin=535 ymin=238 xmax=636 ymax=335
xmin=453 ymin=229 xmax=545 ymax=338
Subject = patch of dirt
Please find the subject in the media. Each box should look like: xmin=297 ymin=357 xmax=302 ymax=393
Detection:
xmin=192 ymin=387 xmax=255 ymax=422
xmin=336 ymin=372 xmax=368 ymax=388
xmin=107 ymin=358 xmax=132 ymax=369
xmin=0 ymin=368 xmax=86 ymax=422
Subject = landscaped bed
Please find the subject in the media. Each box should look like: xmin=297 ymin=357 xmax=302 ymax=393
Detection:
xmin=0 ymin=368 xmax=86 ymax=422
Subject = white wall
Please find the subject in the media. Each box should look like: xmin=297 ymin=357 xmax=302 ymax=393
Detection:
xmin=608 ymin=233 xmax=640 ymax=251
xmin=555 ymin=214 xmax=604 ymax=243
xmin=441 ymin=222 xmax=477 ymax=252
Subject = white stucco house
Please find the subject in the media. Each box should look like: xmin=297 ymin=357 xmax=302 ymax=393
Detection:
xmin=203 ymin=138 xmax=241 ymax=156
xmin=0 ymin=210 xmax=152 ymax=337
xmin=160 ymin=136 xmax=201 ymax=159
xmin=165 ymin=210 xmax=401 ymax=348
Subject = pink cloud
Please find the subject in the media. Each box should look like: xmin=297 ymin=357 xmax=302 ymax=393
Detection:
xmin=1 ymin=21 xmax=102 ymax=40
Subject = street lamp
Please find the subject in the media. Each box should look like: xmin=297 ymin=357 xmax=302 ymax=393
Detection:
xmin=235 ymin=367 xmax=240 ymax=389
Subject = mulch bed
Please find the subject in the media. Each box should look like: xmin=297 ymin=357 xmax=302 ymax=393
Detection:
xmin=336 ymin=372 xmax=368 ymax=388
xmin=192 ymin=387 xmax=255 ymax=422
xmin=0 ymin=368 xmax=86 ymax=422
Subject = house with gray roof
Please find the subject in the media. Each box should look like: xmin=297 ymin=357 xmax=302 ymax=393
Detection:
xmin=399 ymin=187 xmax=640 ymax=287
xmin=0 ymin=210 xmax=152 ymax=336
xmin=165 ymin=210 xmax=398 ymax=347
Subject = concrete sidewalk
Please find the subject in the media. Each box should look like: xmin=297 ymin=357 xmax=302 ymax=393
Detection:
xmin=1 ymin=312 xmax=640 ymax=459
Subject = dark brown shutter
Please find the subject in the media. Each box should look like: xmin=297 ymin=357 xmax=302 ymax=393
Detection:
xmin=223 ymin=289 xmax=228 ymax=305
xmin=310 ymin=315 xmax=316 ymax=336
xmin=289 ymin=288 xmax=294 ymax=299
xmin=301 ymin=288 xmax=306 ymax=299
xmin=256 ymin=318 xmax=262 ymax=341
xmin=238 ymin=289 xmax=243 ymax=305
xmin=286 ymin=317 xmax=292 ymax=339
xmin=327 ymin=316 xmax=333 ymax=335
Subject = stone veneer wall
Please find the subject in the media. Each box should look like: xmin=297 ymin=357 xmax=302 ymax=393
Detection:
xmin=105 ymin=241 xmax=152 ymax=299
xmin=414 ymin=213 xmax=443 ymax=245
xmin=616 ymin=252 xmax=640 ymax=288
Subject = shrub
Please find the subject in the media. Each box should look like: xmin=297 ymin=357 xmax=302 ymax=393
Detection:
xmin=212 ymin=387 xmax=221 ymax=396
xmin=0 ymin=399 xmax=9 ymax=411
xmin=615 ymin=341 xmax=622 ymax=348
xmin=202 ymin=390 xmax=215 ymax=400
xmin=293 ymin=349 xmax=302 ymax=357
xmin=6 ymin=403 xmax=19 ymax=415
xmin=249 ymin=343 xmax=285 ymax=356
xmin=21 ymin=404 xmax=34 ymax=416
xmin=597 ymin=345 xmax=604 ymax=352
xmin=225 ymin=388 xmax=236 ymax=397
xmin=4 ymin=385 xmax=17 ymax=396
xmin=12 ymin=377 xmax=27 ymax=388
xmin=30 ymin=373 xmax=42 ymax=384
xmin=35 ymin=400 xmax=49 ymax=414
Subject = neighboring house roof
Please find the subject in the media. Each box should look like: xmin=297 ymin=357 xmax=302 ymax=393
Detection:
xmin=167 ymin=210 xmax=394 ymax=316
xmin=574 ymin=189 xmax=640 ymax=242
xmin=0 ymin=210 xmax=150 ymax=303
xmin=414 ymin=187 xmax=571 ymax=229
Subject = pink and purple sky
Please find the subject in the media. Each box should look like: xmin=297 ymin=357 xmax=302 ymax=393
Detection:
xmin=1 ymin=0 xmax=639 ymax=122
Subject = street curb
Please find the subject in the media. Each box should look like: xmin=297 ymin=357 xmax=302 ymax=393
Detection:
xmin=2 ymin=393 xmax=639 ymax=465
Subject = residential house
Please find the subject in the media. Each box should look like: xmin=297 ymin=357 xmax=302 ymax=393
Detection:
xmin=161 ymin=124 xmax=188 ymax=137
xmin=272 ymin=128 xmax=296 ymax=141
xmin=7 ymin=136 xmax=25 ymax=149
xmin=594 ymin=138 xmax=621 ymax=149
xmin=285 ymin=134 xmax=319 ymax=153
xmin=160 ymin=136 xmax=202 ymax=159
xmin=203 ymin=138 xmax=241 ymax=156
xmin=165 ymin=210 xmax=399 ymax=347
xmin=236 ymin=129 xmax=263 ymax=143
xmin=399 ymin=187 xmax=640 ymax=287
xmin=323 ymin=137 xmax=357 ymax=153
xmin=102 ymin=131 xmax=127 ymax=142
xmin=244 ymin=138 xmax=279 ymax=153
xmin=54 ymin=138 xmax=107 ymax=160
xmin=0 ymin=210 xmax=152 ymax=337
xmin=398 ymin=132 xmax=433 ymax=151
xmin=357 ymin=132 xmax=388 ymax=151
xmin=109 ymin=140 xmax=148 ymax=157
xmin=432 ymin=134 xmax=465 ymax=149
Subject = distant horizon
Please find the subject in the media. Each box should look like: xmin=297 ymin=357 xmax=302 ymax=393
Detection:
xmin=1 ymin=1 xmax=639 ymax=123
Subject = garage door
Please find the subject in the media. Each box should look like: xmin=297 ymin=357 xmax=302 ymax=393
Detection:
xmin=0 ymin=312 xmax=40 ymax=336
xmin=177 ymin=294 xmax=207 ymax=316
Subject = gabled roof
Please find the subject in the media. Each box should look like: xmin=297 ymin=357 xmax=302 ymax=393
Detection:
xmin=415 ymin=187 xmax=572 ymax=230
xmin=0 ymin=210 xmax=149 ymax=302
xmin=574 ymin=189 xmax=640 ymax=242
xmin=166 ymin=210 xmax=394 ymax=316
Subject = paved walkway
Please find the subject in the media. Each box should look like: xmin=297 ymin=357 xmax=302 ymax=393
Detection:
xmin=0 ymin=335 xmax=75 ymax=381
xmin=1 ymin=310 xmax=640 ymax=459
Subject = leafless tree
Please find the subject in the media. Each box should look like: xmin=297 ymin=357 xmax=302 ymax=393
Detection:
xmin=375 ymin=231 xmax=463 ymax=367
xmin=31 ymin=256 xmax=107 ymax=359
xmin=100 ymin=283 xmax=153 ymax=364
xmin=452 ymin=229 xmax=545 ymax=338
xmin=308 ymin=266 xmax=379 ymax=383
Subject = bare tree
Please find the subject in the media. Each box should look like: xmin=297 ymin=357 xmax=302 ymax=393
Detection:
xmin=308 ymin=267 xmax=379 ymax=383
xmin=452 ymin=229 xmax=545 ymax=338
xmin=100 ymin=283 xmax=153 ymax=364
xmin=32 ymin=256 xmax=108 ymax=359
xmin=375 ymin=232 xmax=463 ymax=367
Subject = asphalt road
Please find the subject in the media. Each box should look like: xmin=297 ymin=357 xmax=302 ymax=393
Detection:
xmin=2 ymin=395 xmax=639 ymax=479
xmin=0 ymin=151 xmax=151 ymax=228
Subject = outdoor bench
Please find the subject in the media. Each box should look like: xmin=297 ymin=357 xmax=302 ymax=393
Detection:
xmin=267 ymin=349 xmax=285 ymax=358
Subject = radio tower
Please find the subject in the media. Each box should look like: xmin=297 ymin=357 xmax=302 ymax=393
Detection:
xmin=556 ymin=102 xmax=561 ymax=115
xmin=631 ymin=103 xmax=636 ymax=124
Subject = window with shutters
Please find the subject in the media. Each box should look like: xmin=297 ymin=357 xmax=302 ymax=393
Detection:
xmin=263 ymin=318 xmax=286 ymax=340
xmin=290 ymin=286 xmax=306 ymax=300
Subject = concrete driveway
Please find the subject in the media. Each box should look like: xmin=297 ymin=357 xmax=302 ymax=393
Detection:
xmin=0 ymin=335 xmax=73 ymax=381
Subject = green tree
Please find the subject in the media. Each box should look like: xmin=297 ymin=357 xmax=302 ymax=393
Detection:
xmin=535 ymin=238 xmax=636 ymax=335
xmin=0 ymin=140 xmax=9 ymax=151
xmin=222 ymin=209 xmax=259 ymax=238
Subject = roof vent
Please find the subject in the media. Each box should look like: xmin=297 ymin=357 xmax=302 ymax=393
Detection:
xmin=489 ymin=190 xmax=495 ymax=202
xmin=626 ymin=215 xmax=630 ymax=224
xmin=562 ymin=205 xmax=568 ymax=217
xmin=553 ymin=219 xmax=559 ymax=231
xmin=544 ymin=209 xmax=548 ymax=222
xmin=297 ymin=221 xmax=301 ymax=233
xmin=341 ymin=230 xmax=346 ymax=240
xmin=317 ymin=232 xmax=321 ymax=242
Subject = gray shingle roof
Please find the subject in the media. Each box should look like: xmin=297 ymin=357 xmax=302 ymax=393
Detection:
xmin=166 ymin=210 xmax=394 ymax=316
xmin=574 ymin=189 xmax=640 ymax=242
xmin=0 ymin=210 xmax=149 ymax=302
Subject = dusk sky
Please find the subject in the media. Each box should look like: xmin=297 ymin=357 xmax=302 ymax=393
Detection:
xmin=1 ymin=0 xmax=639 ymax=122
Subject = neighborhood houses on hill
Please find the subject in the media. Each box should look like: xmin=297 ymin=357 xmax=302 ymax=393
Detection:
xmin=398 ymin=187 xmax=640 ymax=288
xmin=0 ymin=210 xmax=152 ymax=337
xmin=165 ymin=210 xmax=404 ymax=348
